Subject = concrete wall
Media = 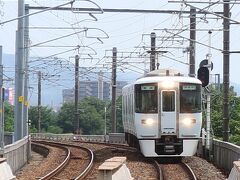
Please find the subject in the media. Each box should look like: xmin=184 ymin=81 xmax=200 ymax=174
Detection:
xmin=31 ymin=133 xmax=126 ymax=144
xmin=213 ymin=139 xmax=240 ymax=173
xmin=4 ymin=136 xmax=30 ymax=173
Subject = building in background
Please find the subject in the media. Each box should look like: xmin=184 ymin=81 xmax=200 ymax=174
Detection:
xmin=62 ymin=89 xmax=74 ymax=103
xmin=62 ymin=80 xmax=127 ymax=103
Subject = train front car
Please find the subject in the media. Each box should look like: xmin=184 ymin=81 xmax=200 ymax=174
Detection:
xmin=122 ymin=69 xmax=202 ymax=157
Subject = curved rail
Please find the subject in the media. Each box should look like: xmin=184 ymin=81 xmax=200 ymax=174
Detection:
xmin=36 ymin=142 xmax=71 ymax=180
xmin=33 ymin=140 xmax=94 ymax=180
xmin=74 ymin=146 xmax=94 ymax=180
xmin=152 ymin=160 xmax=197 ymax=180
xmin=181 ymin=162 xmax=197 ymax=180
xmin=152 ymin=160 xmax=163 ymax=180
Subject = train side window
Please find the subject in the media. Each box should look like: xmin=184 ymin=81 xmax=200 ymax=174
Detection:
xmin=162 ymin=91 xmax=175 ymax=112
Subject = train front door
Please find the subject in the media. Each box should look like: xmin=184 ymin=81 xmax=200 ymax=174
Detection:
xmin=160 ymin=90 xmax=176 ymax=134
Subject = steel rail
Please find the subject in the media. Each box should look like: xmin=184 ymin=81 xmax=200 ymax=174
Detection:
xmin=74 ymin=146 xmax=94 ymax=180
xmin=152 ymin=159 xmax=197 ymax=180
xmin=37 ymin=142 xmax=71 ymax=180
xmin=33 ymin=140 xmax=94 ymax=180
xmin=152 ymin=160 xmax=164 ymax=180
xmin=181 ymin=162 xmax=197 ymax=180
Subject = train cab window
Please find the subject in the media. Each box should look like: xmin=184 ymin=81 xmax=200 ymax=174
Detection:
xmin=162 ymin=91 xmax=175 ymax=112
xmin=135 ymin=83 xmax=158 ymax=113
xmin=180 ymin=83 xmax=201 ymax=113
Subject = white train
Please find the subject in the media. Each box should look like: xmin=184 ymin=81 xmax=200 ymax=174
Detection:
xmin=122 ymin=69 xmax=202 ymax=157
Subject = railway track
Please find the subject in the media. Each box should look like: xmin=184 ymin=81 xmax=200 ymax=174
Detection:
xmin=22 ymin=138 xmax=225 ymax=179
xmin=33 ymin=140 xmax=94 ymax=180
xmin=34 ymin=141 xmax=196 ymax=180
xmin=153 ymin=159 xmax=197 ymax=180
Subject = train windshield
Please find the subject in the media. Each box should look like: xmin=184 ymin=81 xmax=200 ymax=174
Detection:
xmin=180 ymin=83 xmax=201 ymax=113
xmin=135 ymin=83 xmax=158 ymax=113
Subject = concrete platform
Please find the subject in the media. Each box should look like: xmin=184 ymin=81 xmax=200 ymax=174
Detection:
xmin=228 ymin=161 xmax=240 ymax=180
xmin=0 ymin=158 xmax=15 ymax=180
xmin=97 ymin=157 xmax=133 ymax=180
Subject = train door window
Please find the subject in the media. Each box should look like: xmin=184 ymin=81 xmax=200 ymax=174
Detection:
xmin=162 ymin=91 xmax=175 ymax=112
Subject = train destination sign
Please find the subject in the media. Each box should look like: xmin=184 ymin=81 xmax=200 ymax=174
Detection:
xmin=141 ymin=86 xmax=155 ymax=91
xmin=182 ymin=85 xmax=196 ymax=91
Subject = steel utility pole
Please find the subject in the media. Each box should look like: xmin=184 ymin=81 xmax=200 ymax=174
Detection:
xmin=37 ymin=71 xmax=41 ymax=133
xmin=74 ymin=55 xmax=80 ymax=134
xmin=14 ymin=0 xmax=25 ymax=141
xmin=111 ymin=47 xmax=117 ymax=133
xmin=98 ymin=71 xmax=103 ymax=100
xmin=223 ymin=0 xmax=230 ymax=142
xmin=189 ymin=7 xmax=196 ymax=77
xmin=0 ymin=46 xmax=4 ymax=156
xmin=206 ymin=30 xmax=212 ymax=156
xmin=150 ymin=32 xmax=156 ymax=71
xmin=23 ymin=4 xmax=29 ymax=137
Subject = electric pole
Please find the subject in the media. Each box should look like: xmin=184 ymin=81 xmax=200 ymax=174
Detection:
xmin=0 ymin=46 xmax=4 ymax=156
xmin=23 ymin=4 xmax=29 ymax=137
xmin=206 ymin=30 xmax=212 ymax=158
xmin=98 ymin=71 xmax=103 ymax=100
xmin=37 ymin=71 xmax=41 ymax=133
xmin=24 ymin=4 xmax=31 ymax=160
xmin=14 ymin=0 xmax=25 ymax=141
xmin=74 ymin=55 xmax=80 ymax=134
xmin=189 ymin=7 xmax=196 ymax=77
xmin=223 ymin=0 xmax=230 ymax=142
xmin=111 ymin=47 xmax=117 ymax=133
xmin=150 ymin=32 xmax=156 ymax=71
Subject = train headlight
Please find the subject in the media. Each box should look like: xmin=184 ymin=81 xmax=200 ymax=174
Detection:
xmin=141 ymin=118 xmax=154 ymax=126
xmin=182 ymin=118 xmax=196 ymax=127
xmin=160 ymin=81 xmax=175 ymax=89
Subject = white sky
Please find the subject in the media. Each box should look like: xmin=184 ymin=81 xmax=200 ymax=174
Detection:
xmin=0 ymin=0 xmax=240 ymax=106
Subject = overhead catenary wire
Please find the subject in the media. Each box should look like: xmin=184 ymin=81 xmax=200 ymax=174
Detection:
xmin=5 ymin=0 xmax=239 ymax=107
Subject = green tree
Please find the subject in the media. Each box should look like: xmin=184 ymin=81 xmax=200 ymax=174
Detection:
xmin=210 ymin=85 xmax=240 ymax=145
xmin=210 ymin=90 xmax=223 ymax=137
xmin=104 ymin=96 xmax=123 ymax=133
xmin=229 ymin=96 xmax=240 ymax=145
xmin=57 ymin=97 xmax=107 ymax=134
xmin=57 ymin=102 xmax=75 ymax=133
xmin=28 ymin=106 xmax=59 ymax=133
xmin=116 ymin=96 xmax=123 ymax=132
xmin=4 ymin=102 xmax=14 ymax=132
xmin=79 ymin=100 xmax=104 ymax=134
xmin=47 ymin=126 xmax=63 ymax=134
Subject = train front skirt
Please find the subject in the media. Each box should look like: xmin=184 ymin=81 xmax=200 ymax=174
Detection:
xmin=139 ymin=139 xmax=199 ymax=157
